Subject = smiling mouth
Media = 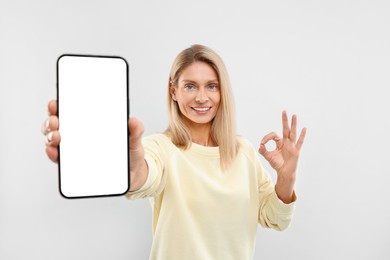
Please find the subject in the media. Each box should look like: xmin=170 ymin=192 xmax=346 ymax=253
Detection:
xmin=192 ymin=107 xmax=211 ymax=112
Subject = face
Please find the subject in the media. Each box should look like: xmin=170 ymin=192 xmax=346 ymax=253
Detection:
xmin=171 ymin=62 xmax=221 ymax=128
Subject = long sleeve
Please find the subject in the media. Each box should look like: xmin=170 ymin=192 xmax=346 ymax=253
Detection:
xmin=124 ymin=134 xmax=297 ymax=260
xmin=125 ymin=135 xmax=170 ymax=200
xmin=237 ymin=137 xmax=297 ymax=231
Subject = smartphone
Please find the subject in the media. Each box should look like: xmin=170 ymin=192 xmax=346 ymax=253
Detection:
xmin=57 ymin=54 xmax=129 ymax=199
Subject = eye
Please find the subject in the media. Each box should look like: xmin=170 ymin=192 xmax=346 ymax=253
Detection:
xmin=208 ymin=84 xmax=219 ymax=91
xmin=184 ymin=84 xmax=196 ymax=91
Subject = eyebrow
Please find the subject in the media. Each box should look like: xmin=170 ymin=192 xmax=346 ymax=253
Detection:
xmin=181 ymin=79 xmax=219 ymax=84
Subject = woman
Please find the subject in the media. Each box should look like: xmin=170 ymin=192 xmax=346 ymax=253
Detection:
xmin=43 ymin=44 xmax=306 ymax=260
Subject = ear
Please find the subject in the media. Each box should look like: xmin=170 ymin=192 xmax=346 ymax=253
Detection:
xmin=170 ymin=86 xmax=177 ymax=101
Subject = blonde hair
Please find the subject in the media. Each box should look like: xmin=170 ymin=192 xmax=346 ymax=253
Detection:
xmin=164 ymin=44 xmax=239 ymax=170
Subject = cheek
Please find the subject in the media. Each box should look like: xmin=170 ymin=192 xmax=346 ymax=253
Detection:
xmin=178 ymin=102 xmax=187 ymax=113
xmin=177 ymin=93 xmax=193 ymax=106
xmin=212 ymin=93 xmax=221 ymax=108
xmin=176 ymin=96 xmax=191 ymax=113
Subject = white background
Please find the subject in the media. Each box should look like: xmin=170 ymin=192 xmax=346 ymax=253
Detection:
xmin=1 ymin=0 xmax=389 ymax=259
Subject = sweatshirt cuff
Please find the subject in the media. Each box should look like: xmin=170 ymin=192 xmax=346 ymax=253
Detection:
xmin=125 ymin=153 xmax=158 ymax=198
xmin=270 ymin=189 xmax=297 ymax=214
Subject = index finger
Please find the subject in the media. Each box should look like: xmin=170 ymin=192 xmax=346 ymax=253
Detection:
xmin=48 ymin=100 xmax=57 ymax=116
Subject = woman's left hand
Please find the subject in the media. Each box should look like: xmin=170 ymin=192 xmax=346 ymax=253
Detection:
xmin=258 ymin=111 xmax=307 ymax=203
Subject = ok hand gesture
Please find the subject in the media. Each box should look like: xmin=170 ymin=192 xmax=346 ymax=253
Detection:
xmin=258 ymin=111 xmax=307 ymax=203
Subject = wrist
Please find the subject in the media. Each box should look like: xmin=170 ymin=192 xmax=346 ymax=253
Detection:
xmin=275 ymin=176 xmax=296 ymax=204
xmin=129 ymin=159 xmax=149 ymax=191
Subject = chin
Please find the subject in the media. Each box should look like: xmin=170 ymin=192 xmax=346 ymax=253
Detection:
xmin=183 ymin=115 xmax=215 ymax=126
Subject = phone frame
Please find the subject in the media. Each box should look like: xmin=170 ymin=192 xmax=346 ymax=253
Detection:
xmin=56 ymin=54 xmax=130 ymax=199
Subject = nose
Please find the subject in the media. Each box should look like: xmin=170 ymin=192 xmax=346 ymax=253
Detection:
xmin=195 ymin=88 xmax=208 ymax=103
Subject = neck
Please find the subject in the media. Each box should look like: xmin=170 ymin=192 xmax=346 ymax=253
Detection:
xmin=192 ymin=135 xmax=215 ymax=147
xmin=184 ymin=119 xmax=217 ymax=147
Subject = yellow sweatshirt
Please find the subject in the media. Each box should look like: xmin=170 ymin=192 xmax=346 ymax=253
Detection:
xmin=126 ymin=133 xmax=296 ymax=260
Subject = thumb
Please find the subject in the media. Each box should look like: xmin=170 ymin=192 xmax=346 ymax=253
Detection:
xmin=258 ymin=143 xmax=270 ymax=159
xmin=128 ymin=116 xmax=144 ymax=148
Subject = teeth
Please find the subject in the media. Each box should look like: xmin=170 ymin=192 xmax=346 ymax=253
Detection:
xmin=193 ymin=107 xmax=210 ymax=111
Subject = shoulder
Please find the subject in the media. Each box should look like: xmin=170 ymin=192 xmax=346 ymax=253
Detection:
xmin=143 ymin=133 xmax=170 ymax=143
xmin=237 ymin=135 xmax=256 ymax=152
xmin=236 ymin=136 xmax=259 ymax=161
xmin=142 ymin=133 xmax=178 ymax=154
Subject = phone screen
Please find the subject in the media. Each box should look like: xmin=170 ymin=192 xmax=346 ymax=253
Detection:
xmin=57 ymin=55 xmax=129 ymax=198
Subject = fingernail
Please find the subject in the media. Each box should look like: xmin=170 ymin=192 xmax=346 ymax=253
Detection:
xmin=45 ymin=132 xmax=53 ymax=145
xmin=41 ymin=118 xmax=51 ymax=135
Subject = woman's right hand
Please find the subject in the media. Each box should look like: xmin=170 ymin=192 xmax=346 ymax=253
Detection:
xmin=42 ymin=100 xmax=61 ymax=163
xmin=42 ymin=100 xmax=148 ymax=191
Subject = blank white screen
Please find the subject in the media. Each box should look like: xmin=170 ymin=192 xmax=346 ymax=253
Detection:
xmin=57 ymin=55 xmax=129 ymax=198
